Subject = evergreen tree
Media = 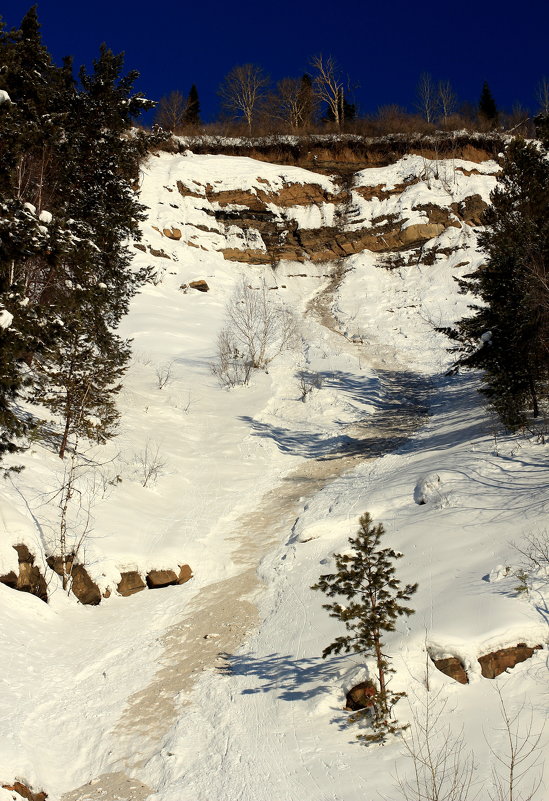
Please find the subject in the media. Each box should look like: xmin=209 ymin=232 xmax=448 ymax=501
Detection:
xmin=32 ymin=317 xmax=130 ymax=459
xmin=479 ymin=81 xmax=498 ymax=127
xmin=0 ymin=9 xmax=155 ymax=459
xmin=184 ymin=84 xmax=200 ymax=125
xmin=298 ymin=73 xmax=315 ymax=127
xmin=0 ymin=6 xmax=71 ymax=456
xmin=312 ymin=512 xmax=417 ymax=743
xmin=448 ymin=138 xmax=549 ymax=430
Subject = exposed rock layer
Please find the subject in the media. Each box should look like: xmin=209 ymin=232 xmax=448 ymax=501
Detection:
xmin=174 ymin=172 xmax=488 ymax=265
xmin=478 ymin=643 xmax=542 ymax=679
xmin=431 ymin=643 xmax=543 ymax=683
xmin=0 ymin=544 xmax=48 ymax=602
xmin=0 ymin=545 xmax=192 ymax=604
xmin=163 ymin=132 xmax=503 ymax=175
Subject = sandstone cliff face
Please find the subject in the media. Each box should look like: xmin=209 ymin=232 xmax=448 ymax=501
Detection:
xmin=143 ymin=151 xmax=497 ymax=269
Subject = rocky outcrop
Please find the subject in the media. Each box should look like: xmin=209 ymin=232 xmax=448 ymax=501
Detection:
xmin=163 ymin=227 xmax=182 ymax=240
xmin=478 ymin=643 xmax=543 ymax=679
xmin=0 ymin=545 xmax=48 ymax=603
xmin=117 ymin=571 xmax=147 ymax=597
xmin=431 ymin=643 xmax=543 ymax=683
xmin=166 ymin=131 xmax=504 ymax=174
xmin=118 ymin=564 xmax=193 ymax=596
xmin=177 ymin=180 xmax=345 ymax=209
xmin=190 ymin=176 xmax=487 ymax=265
xmin=450 ymin=194 xmax=488 ymax=226
xmin=220 ymin=215 xmax=457 ymax=265
xmin=149 ymin=247 xmax=170 ymax=259
xmin=2 ymin=781 xmax=47 ymax=800
xmin=432 ymin=655 xmax=469 ymax=684
xmin=47 ymin=556 xmax=102 ymax=606
xmin=355 ymin=179 xmax=419 ymax=201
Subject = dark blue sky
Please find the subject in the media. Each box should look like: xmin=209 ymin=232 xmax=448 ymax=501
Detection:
xmin=4 ymin=0 xmax=549 ymax=122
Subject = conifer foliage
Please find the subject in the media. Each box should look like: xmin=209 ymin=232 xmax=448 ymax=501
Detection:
xmin=478 ymin=81 xmax=498 ymax=127
xmin=312 ymin=512 xmax=417 ymax=743
xmin=184 ymin=84 xmax=200 ymax=125
xmin=0 ymin=6 xmax=154 ymax=459
xmin=449 ymin=136 xmax=549 ymax=430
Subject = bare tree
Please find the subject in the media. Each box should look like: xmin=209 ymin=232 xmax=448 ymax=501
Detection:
xmin=270 ymin=76 xmax=316 ymax=129
xmin=155 ymin=91 xmax=187 ymax=132
xmin=212 ymin=278 xmax=298 ymax=387
xmin=417 ymin=73 xmax=438 ymax=124
xmin=133 ymin=440 xmax=167 ymax=488
xmin=219 ymin=64 xmax=269 ymax=132
xmin=536 ymin=77 xmax=549 ymax=115
xmin=487 ymin=687 xmax=545 ymax=801
xmin=396 ymin=690 xmax=477 ymax=801
xmin=40 ymin=442 xmax=98 ymax=594
xmin=438 ymin=80 xmax=457 ymax=127
xmin=155 ymin=359 xmax=175 ymax=390
xmin=310 ymin=54 xmax=344 ymax=128
xmin=298 ymin=370 xmax=323 ymax=401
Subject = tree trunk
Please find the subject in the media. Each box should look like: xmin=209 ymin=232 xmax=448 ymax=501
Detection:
xmin=373 ymin=633 xmax=387 ymax=713
xmin=528 ymin=373 xmax=539 ymax=418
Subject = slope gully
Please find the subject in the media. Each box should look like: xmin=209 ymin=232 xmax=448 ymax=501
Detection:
xmin=60 ymin=270 xmax=430 ymax=801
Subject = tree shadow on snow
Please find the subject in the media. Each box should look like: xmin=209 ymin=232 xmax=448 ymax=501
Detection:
xmin=240 ymin=367 xmax=432 ymax=460
xmin=218 ymin=650 xmax=349 ymax=702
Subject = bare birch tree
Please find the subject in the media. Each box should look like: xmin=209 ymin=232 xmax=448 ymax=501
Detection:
xmin=417 ymin=72 xmax=437 ymax=124
xmin=537 ymin=77 xmax=549 ymax=115
xmin=438 ymin=80 xmax=457 ymax=127
xmin=396 ymin=690 xmax=476 ymax=801
xmin=487 ymin=687 xmax=545 ymax=801
xmin=155 ymin=91 xmax=187 ymax=132
xmin=271 ymin=76 xmax=316 ymax=129
xmin=212 ymin=278 xmax=298 ymax=387
xmin=219 ymin=64 xmax=269 ymax=132
xmin=310 ymin=54 xmax=344 ymax=128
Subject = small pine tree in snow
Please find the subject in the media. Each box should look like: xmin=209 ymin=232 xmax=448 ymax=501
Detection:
xmin=311 ymin=512 xmax=417 ymax=743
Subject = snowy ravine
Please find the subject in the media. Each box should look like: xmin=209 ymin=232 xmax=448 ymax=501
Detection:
xmin=0 ymin=150 xmax=547 ymax=801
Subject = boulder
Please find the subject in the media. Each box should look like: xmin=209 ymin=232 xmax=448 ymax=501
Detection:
xmin=400 ymin=222 xmax=446 ymax=245
xmin=163 ymin=227 xmax=182 ymax=240
xmin=188 ymin=280 xmax=209 ymax=292
xmin=451 ymin=194 xmax=488 ymax=226
xmin=71 ymin=564 xmax=101 ymax=606
xmin=345 ymin=680 xmax=376 ymax=711
xmin=0 ymin=545 xmax=48 ymax=602
xmin=478 ymin=643 xmax=542 ymax=679
xmin=117 ymin=571 xmax=146 ymax=597
xmin=431 ymin=655 xmax=469 ymax=684
xmin=178 ymin=564 xmax=193 ymax=584
xmin=46 ymin=555 xmax=101 ymax=605
xmin=146 ymin=569 xmax=179 ymax=589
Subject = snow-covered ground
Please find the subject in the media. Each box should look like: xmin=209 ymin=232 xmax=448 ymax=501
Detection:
xmin=0 ymin=152 xmax=547 ymax=801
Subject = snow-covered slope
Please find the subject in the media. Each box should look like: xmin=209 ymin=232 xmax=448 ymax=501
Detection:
xmin=0 ymin=150 xmax=547 ymax=801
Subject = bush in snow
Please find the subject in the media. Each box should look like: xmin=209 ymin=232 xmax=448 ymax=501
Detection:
xmin=212 ymin=278 xmax=298 ymax=387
